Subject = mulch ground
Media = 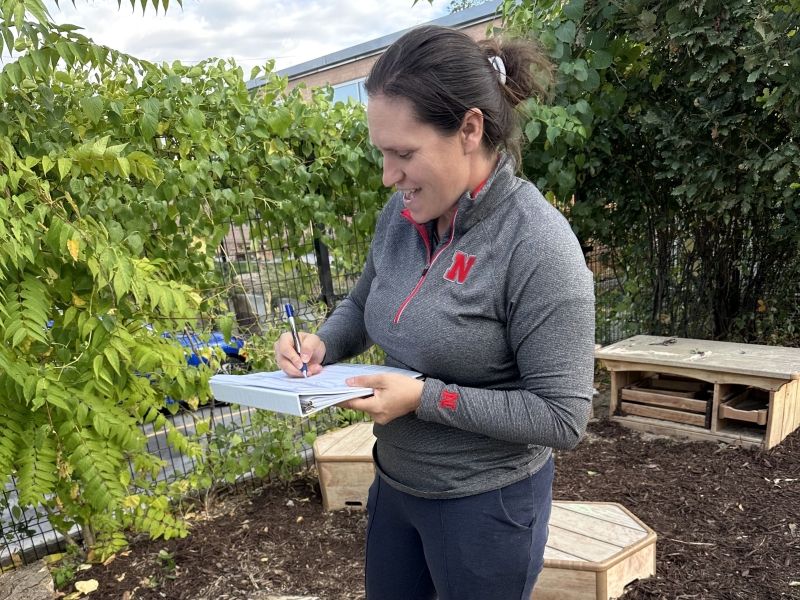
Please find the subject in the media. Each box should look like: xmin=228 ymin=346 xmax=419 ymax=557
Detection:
xmin=62 ymin=420 xmax=800 ymax=600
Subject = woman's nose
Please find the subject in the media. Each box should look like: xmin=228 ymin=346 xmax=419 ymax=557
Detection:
xmin=382 ymin=157 xmax=402 ymax=188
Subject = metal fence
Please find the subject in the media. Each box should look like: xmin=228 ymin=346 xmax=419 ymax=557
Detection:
xmin=1 ymin=207 xmax=626 ymax=567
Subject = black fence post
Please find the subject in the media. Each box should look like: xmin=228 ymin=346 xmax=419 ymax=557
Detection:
xmin=314 ymin=224 xmax=335 ymax=315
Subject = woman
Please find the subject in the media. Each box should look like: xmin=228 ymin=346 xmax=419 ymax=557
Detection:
xmin=275 ymin=25 xmax=595 ymax=600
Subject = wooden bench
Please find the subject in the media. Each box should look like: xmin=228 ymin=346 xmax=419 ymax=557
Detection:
xmin=314 ymin=424 xmax=658 ymax=600
xmin=596 ymin=335 xmax=800 ymax=449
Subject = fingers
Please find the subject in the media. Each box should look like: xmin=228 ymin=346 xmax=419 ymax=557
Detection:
xmin=337 ymin=395 xmax=376 ymax=413
xmin=345 ymin=374 xmax=382 ymax=389
xmin=274 ymin=332 xmax=326 ymax=377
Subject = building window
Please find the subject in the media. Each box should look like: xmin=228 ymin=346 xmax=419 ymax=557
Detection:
xmin=332 ymin=78 xmax=367 ymax=104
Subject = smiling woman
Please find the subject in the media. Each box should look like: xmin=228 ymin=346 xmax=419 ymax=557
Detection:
xmin=274 ymin=24 xmax=595 ymax=600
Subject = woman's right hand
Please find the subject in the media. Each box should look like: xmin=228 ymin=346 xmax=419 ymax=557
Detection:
xmin=274 ymin=332 xmax=326 ymax=377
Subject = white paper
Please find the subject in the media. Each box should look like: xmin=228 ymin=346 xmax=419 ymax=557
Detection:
xmin=211 ymin=363 xmax=419 ymax=395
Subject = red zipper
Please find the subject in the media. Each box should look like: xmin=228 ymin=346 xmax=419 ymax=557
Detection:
xmin=394 ymin=209 xmax=457 ymax=323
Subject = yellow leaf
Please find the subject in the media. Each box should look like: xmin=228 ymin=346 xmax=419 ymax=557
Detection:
xmin=121 ymin=495 xmax=141 ymax=509
xmin=269 ymin=140 xmax=278 ymax=154
xmin=67 ymin=239 xmax=80 ymax=261
xmin=72 ymin=293 xmax=87 ymax=307
xmin=64 ymin=592 xmax=82 ymax=600
xmin=74 ymin=579 xmax=99 ymax=593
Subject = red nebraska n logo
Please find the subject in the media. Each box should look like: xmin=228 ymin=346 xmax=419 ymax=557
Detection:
xmin=443 ymin=252 xmax=477 ymax=284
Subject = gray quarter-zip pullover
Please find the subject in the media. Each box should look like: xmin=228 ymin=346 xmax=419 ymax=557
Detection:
xmin=317 ymin=154 xmax=595 ymax=499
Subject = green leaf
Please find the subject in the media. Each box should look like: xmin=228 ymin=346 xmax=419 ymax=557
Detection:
xmin=585 ymin=29 xmax=608 ymax=51
xmin=267 ymin=107 xmax=292 ymax=137
xmin=139 ymin=112 xmax=158 ymax=140
xmin=562 ymin=0 xmax=584 ymax=21
xmin=104 ymin=347 xmax=120 ymax=375
xmin=81 ymin=97 xmax=104 ymax=125
xmin=525 ymin=120 xmax=542 ymax=142
xmin=57 ymin=158 xmax=72 ymax=181
xmin=589 ymin=50 xmax=613 ymax=70
xmin=582 ymin=68 xmax=600 ymax=92
xmin=555 ymin=22 xmax=577 ymax=45
xmin=665 ymin=6 xmax=682 ymax=24
xmin=93 ymin=354 xmax=104 ymax=380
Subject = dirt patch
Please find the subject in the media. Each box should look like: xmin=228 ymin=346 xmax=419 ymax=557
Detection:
xmin=63 ymin=421 xmax=800 ymax=600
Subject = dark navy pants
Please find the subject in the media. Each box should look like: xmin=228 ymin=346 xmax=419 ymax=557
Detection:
xmin=364 ymin=457 xmax=554 ymax=600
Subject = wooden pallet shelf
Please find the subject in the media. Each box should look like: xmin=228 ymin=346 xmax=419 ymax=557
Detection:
xmin=596 ymin=336 xmax=800 ymax=450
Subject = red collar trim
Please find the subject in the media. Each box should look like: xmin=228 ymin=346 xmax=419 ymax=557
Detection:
xmin=471 ymin=177 xmax=489 ymax=198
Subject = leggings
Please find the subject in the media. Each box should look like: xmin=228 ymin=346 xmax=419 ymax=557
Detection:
xmin=364 ymin=456 xmax=554 ymax=600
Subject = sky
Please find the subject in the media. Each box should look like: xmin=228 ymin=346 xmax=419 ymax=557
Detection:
xmin=42 ymin=0 xmax=449 ymax=78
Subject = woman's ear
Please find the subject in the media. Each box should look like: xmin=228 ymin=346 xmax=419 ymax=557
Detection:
xmin=461 ymin=108 xmax=485 ymax=155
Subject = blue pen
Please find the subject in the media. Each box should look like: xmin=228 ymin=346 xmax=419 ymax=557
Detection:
xmin=284 ymin=304 xmax=308 ymax=378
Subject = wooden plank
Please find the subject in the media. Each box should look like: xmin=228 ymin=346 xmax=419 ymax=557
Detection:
xmin=543 ymin=547 xmax=589 ymax=562
xmin=609 ymin=371 xmax=644 ymax=416
xmin=711 ymin=384 xmax=734 ymax=434
xmin=612 ymin=415 xmax=764 ymax=449
xmin=553 ymin=503 xmax=646 ymax=533
xmin=531 ymin=567 xmax=596 ymax=600
xmin=604 ymin=540 xmax=656 ymax=600
xmin=620 ymin=402 xmax=707 ymax=427
xmin=627 ymin=386 xmax=698 ymax=398
xmin=317 ymin=423 xmax=375 ymax=461
xmin=546 ymin=525 xmax=624 ymax=563
xmin=353 ymin=432 xmax=377 ymax=457
xmin=601 ymin=359 xmax=788 ymax=391
xmin=621 ymin=389 xmax=708 ymax=413
xmin=312 ymin=426 xmax=350 ymax=457
xmin=596 ymin=336 xmax=800 ymax=382
xmin=549 ymin=505 xmax=648 ymax=548
xmin=792 ymin=379 xmax=800 ymax=436
xmin=782 ymin=379 xmax=798 ymax=441
xmin=766 ymin=387 xmax=786 ymax=450
xmin=650 ymin=377 xmax=707 ymax=392
xmin=318 ymin=462 xmax=375 ymax=510
xmin=718 ymin=390 xmax=768 ymax=425
xmin=326 ymin=423 xmax=374 ymax=458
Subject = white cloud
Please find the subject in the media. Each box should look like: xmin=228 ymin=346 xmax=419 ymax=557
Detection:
xmin=43 ymin=0 xmax=448 ymax=76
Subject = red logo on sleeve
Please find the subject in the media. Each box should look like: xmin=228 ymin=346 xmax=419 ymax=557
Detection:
xmin=443 ymin=252 xmax=477 ymax=284
xmin=439 ymin=390 xmax=459 ymax=410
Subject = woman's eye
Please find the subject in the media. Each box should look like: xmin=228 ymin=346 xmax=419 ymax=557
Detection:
xmin=398 ymin=152 xmax=412 ymax=160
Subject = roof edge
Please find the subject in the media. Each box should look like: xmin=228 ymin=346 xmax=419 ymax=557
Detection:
xmin=246 ymin=0 xmax=502 ymax=90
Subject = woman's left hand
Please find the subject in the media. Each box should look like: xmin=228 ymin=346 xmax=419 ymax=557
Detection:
xmin=337 ymin=373 xmax=424 ymax=425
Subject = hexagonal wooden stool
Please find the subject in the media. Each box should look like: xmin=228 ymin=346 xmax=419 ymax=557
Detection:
xmin=534 ymin=502 xmax=657 ymax=600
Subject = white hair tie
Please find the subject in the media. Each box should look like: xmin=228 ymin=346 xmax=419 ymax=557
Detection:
xmin=488 ymin=55 xmax=507 ymax=85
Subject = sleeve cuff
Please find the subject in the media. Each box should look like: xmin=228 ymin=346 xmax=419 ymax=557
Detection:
xmin=416 ymin=378 xmax=446 ymax=422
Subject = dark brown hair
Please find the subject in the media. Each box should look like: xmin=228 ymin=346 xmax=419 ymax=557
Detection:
xmin=364 ymin=25 xmax=554 ymax=165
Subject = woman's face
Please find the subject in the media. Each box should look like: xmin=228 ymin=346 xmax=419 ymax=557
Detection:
xmin=367 ymin=95 xmax=473 ymax=227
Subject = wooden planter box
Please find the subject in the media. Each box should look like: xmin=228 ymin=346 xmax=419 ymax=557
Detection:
xmin=533 ymin=502 xmax=657 ymax=600
xmin=313 ymin=423 xmax=375 ymax=511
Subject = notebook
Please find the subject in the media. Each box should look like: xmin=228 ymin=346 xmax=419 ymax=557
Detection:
xmin=209 ymin=363 xmax=422 ymax=416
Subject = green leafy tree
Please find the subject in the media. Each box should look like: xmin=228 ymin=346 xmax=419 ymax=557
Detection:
xmin=448 ymin=0 xmax=488 ymax=13
xmin=0 ymin=0 xmax=384 ymax=560
xmin=498 ymin=0 xmax=800 ymax=344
